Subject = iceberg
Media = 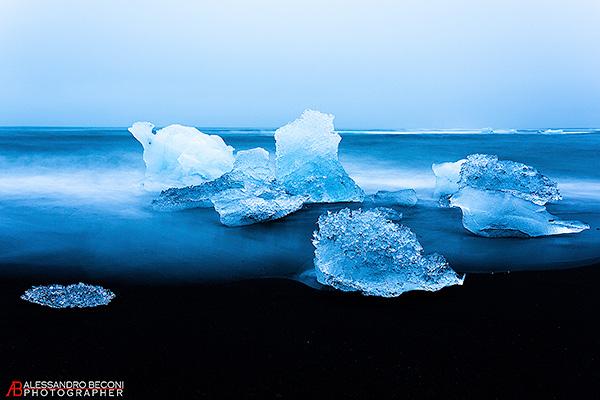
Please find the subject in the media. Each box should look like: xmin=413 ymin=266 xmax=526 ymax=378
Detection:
xmin=433 ymin=154 xmax=561 ymax=205
xmin=21 ymin=283 xmax=115 ymax=308
xmin=364 ymin=189 xmax=418 ymax=207
xmin=149 ymin=110 xmax=365 ymax=225
xmin=450 ymin=187 xmax=590 ymax=237
xmin=433 ymin=154 xmax=588 ymax=237
xmin=153 ymin=148 xmax=307 ymax=226
xmin=458 ymin=154 xmax=561 ymax=205
xmin=312 ymin=208 xmax=464 ymax=297
xmin=274 ymin=110 xmax=364 ymax=203
xmin=129 ymin=122 xmax=235 ymax=190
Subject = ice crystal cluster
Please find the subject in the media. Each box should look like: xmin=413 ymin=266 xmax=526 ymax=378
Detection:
xmin=456 ymin=154 xmax=561 ymax=205
xmin=312 ymin=208 xmax=464 ymax=297
xmin=21 ymin=283 xmax=115 ymax=308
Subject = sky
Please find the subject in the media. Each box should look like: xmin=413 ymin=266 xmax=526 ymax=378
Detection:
xmin=0 ymin=0 xmax=599 ymax=129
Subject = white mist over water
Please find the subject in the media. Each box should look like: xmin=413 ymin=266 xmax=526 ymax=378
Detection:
xmin=0 ymin=128 xmax=599 ymax=282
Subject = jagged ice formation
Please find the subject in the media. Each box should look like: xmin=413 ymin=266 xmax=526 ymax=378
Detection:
xmin=432 ymin=154 xmax=588 ymax=237
xmin=153 ymin=148 xmax=307 ymax=226
xmin=312 ymin=208 xmax=464 ymax=297
xmin=274 ymin=110 xmax=364 ymax=203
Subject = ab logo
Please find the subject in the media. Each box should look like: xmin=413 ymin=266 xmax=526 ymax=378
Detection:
xmin=5 ymin=381 xmax=22 ymax=397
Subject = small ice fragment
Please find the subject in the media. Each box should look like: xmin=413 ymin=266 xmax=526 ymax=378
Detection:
xmin=129 ymin=122 xmax=235 ymax=190
xmin=370 ymin=207 xmax=403 ymax=221
xmin=312 ymin=208 xmax=464 ymax=297
xmin=365 ymin=189 xmax=418 ymax=207
xmin=211 ymin=187 xmax=307 ymax=227
xmin=21 ymin=283 xmax=115 ymax=308
xmin=274 ymin=110 xmax=364 ymax=203
xmin=151 ymin=178 xmax=235 ymax=211
xmin=295 ymin=269 xmax=330 ymax=291
xmin=450 ymin=187 xmax=590 ymax=238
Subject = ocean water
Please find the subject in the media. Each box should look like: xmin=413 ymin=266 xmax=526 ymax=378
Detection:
xmin=0 ymin=127 xmax=599 ymax=283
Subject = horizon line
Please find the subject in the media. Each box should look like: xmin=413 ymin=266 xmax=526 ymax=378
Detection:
xmin=0 ymin=125 xmax=598 ymax=131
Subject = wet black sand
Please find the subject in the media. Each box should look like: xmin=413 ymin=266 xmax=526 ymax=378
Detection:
xmin=1 ymin=266 xmax=600 ymax=399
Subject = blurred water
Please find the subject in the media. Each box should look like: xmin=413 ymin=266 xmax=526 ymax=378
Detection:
xmin=0 ymin=127 xmax=599 ymax=282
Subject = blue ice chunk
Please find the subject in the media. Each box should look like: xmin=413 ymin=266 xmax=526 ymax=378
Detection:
xmin=153 ymin=148 xmax=307 ymax=226
xmin=211 ymin=148 xmax=306 ymax=226
xmin=432 ymin=159 xmax=466 ymax=202
xmin=152 ymin=148 xmax=274 ymax=211
xmin=128 ymin=122 xmax=235 ymax=191
xmin=312 ymin=208 xmax=464 ymax=297
xmin=365 ymin=189 xmax=417 ymax=207
xmin=432 ymin=154 xmax=586 ymax=237
xmin=433 ymin=154 xmax=561 ymax=205
xmin=370 ymin=207 xmax=403 ymax=221
xmin=458 ymin=154 xmax=561 ymax=205
xmin=151 ymin=176 xmax=238 ymax=211
xmin=21 ymin=283 xmax=115 ymax=308
xmin=274 ymin=110 xmax=364 ymax=203
xmin=211 ymin=186 xmax=306 ymax=227
xmin=450 ymin=187 xmax=589 ymax=237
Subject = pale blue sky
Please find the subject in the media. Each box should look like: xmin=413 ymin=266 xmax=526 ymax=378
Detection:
xmin=0 ymin=0 xmax=599 ymax=128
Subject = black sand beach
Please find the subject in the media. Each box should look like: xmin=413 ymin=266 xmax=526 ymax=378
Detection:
xmin=1 ymin=265 xmax=600 ymax=399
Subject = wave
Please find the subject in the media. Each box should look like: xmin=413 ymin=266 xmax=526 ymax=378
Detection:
xmin=0 ymin=169 xmax=153 ymax=217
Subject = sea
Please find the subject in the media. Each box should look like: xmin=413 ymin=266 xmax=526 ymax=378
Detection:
xmin=0 ymin=127 xmax=599 ymax=284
